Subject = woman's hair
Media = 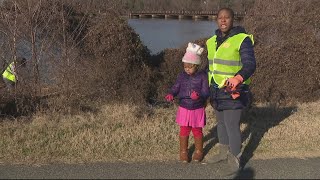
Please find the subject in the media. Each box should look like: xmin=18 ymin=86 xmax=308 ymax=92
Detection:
xmin=217 ymin=7 xmax=234 ymax=20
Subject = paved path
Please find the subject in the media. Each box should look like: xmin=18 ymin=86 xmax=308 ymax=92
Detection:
xmin=1 ymin=157 xmax=319 ymax=179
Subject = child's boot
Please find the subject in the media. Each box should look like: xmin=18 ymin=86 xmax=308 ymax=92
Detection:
xmin=192 ymin=137 xmax=203 ymax=162
xmin=206 ymin=144 xmax=229 ymax=163
xmin=179 ymin=136 xmax=189 ymax=163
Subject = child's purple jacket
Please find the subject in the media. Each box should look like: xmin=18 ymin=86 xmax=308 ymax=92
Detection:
xmin=168 ymin=70 xmax=210 ymax=110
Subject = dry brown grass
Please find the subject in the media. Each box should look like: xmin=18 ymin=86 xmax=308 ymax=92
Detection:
xmin=0 ymin=100 xmax=319 ymax=165
xmin=248 ymin=101 xmax=320 ymax=159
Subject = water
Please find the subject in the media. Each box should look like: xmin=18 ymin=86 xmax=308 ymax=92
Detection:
xmin=127 ymin=18 xmax=218 ymax=54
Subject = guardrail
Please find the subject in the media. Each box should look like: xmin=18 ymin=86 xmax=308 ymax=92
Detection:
xmin=128 ymin=11 xmax=245 ymax=20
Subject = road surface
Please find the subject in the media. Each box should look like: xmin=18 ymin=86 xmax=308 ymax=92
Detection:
xmin=1 ymin=157 xmax=319 ymax=179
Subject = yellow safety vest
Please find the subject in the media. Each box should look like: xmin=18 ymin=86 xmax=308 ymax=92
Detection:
xmin=2 ymin=62 xmax=16 ymax=83
xmin=206 ymin=33 xmax=254 ymax=88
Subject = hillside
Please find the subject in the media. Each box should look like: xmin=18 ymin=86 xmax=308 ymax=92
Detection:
xmin=0 ymin=0 xmax=319 ymax=117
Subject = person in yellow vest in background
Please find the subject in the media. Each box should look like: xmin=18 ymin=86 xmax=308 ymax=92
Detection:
xmin=2 ymin=57 xmax=27 ymax=90
xmin=205 ymin=8 xmax=256 ymax=175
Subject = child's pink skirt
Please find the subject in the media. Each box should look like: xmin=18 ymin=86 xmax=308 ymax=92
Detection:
xmin=176 ymin=106 xmax=206 ymax=128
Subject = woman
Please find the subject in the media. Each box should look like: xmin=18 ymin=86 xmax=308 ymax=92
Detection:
xmin=206 ymin=7 xmax=256 ymax=174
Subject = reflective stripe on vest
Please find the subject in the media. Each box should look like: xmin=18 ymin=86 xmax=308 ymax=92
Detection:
xmin=2 ymin=62 xmax=16 ymax=82
xmin=206 ymin=33 xmax=254 ymax=88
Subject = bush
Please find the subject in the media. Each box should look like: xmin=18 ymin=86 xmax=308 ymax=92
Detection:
xmin=243 ymin=0 xmax=320 ymax=103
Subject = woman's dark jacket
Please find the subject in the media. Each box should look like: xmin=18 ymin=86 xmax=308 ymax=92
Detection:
xmin=208 ymin=26 xmax=256 ymax=110
xmin=168 ymin=70 xmax=210 ymax=110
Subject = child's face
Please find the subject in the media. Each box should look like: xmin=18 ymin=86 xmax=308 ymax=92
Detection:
xmin=183 ymin=63 xmax=197 ymax=75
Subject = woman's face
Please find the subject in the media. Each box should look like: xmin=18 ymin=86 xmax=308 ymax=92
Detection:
xmin=217 ymin=10 xmax=233 ymax=35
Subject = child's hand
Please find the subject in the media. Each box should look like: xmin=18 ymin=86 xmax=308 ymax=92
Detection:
xmin=190 ymin=91 xmax=200 ymax=100
xmin=165 ymin=94 xmax=174 ymax=102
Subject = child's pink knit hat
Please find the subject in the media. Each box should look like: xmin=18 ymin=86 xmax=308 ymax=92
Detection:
xmin=182 ymin=42 xmax=204 ymax=65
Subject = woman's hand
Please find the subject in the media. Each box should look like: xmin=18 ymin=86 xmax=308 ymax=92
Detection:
xmin=226 ymin=74 xmax=243 ymax=88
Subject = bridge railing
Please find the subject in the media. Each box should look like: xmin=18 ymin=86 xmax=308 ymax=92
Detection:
xmin=128 ymin=10 xmax=245 ymax=16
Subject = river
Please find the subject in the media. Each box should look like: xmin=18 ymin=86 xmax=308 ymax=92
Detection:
xmin=127 ymin=18 xmax=218 ymax=54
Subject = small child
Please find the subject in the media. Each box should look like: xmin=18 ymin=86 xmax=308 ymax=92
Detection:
xmin=165 ymin=42 xmax=210 ymax=163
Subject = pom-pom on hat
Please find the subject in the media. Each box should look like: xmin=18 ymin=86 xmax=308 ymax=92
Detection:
xmin=182 ymin=42 xmax=204 ymax=65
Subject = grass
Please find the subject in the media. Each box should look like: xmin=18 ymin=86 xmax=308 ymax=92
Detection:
xmin=0 ymin=100 xmax=319 ymax=165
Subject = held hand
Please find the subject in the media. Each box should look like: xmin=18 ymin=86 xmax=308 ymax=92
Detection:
xmin=225 ymin=74 xmax=244 ymax=88
xmin=225 ymin=86 xmax=240 ymax=99
xmin=165 ymin=94 xmax=174 ymax=102
xmin=190 ymin=91 xmax=200 ymax=100
xmin=230 ymin=86 xmax=240 ymax=99
xmin=231 ymin=92 xmax=240 ymax=99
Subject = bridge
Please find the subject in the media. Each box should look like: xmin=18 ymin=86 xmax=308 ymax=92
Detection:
xmin=128 ymin=11 xmax=245 ymax=20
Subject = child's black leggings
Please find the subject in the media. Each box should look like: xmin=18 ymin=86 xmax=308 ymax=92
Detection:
xmin=215 ymin=109 xmax=242 ymax=156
